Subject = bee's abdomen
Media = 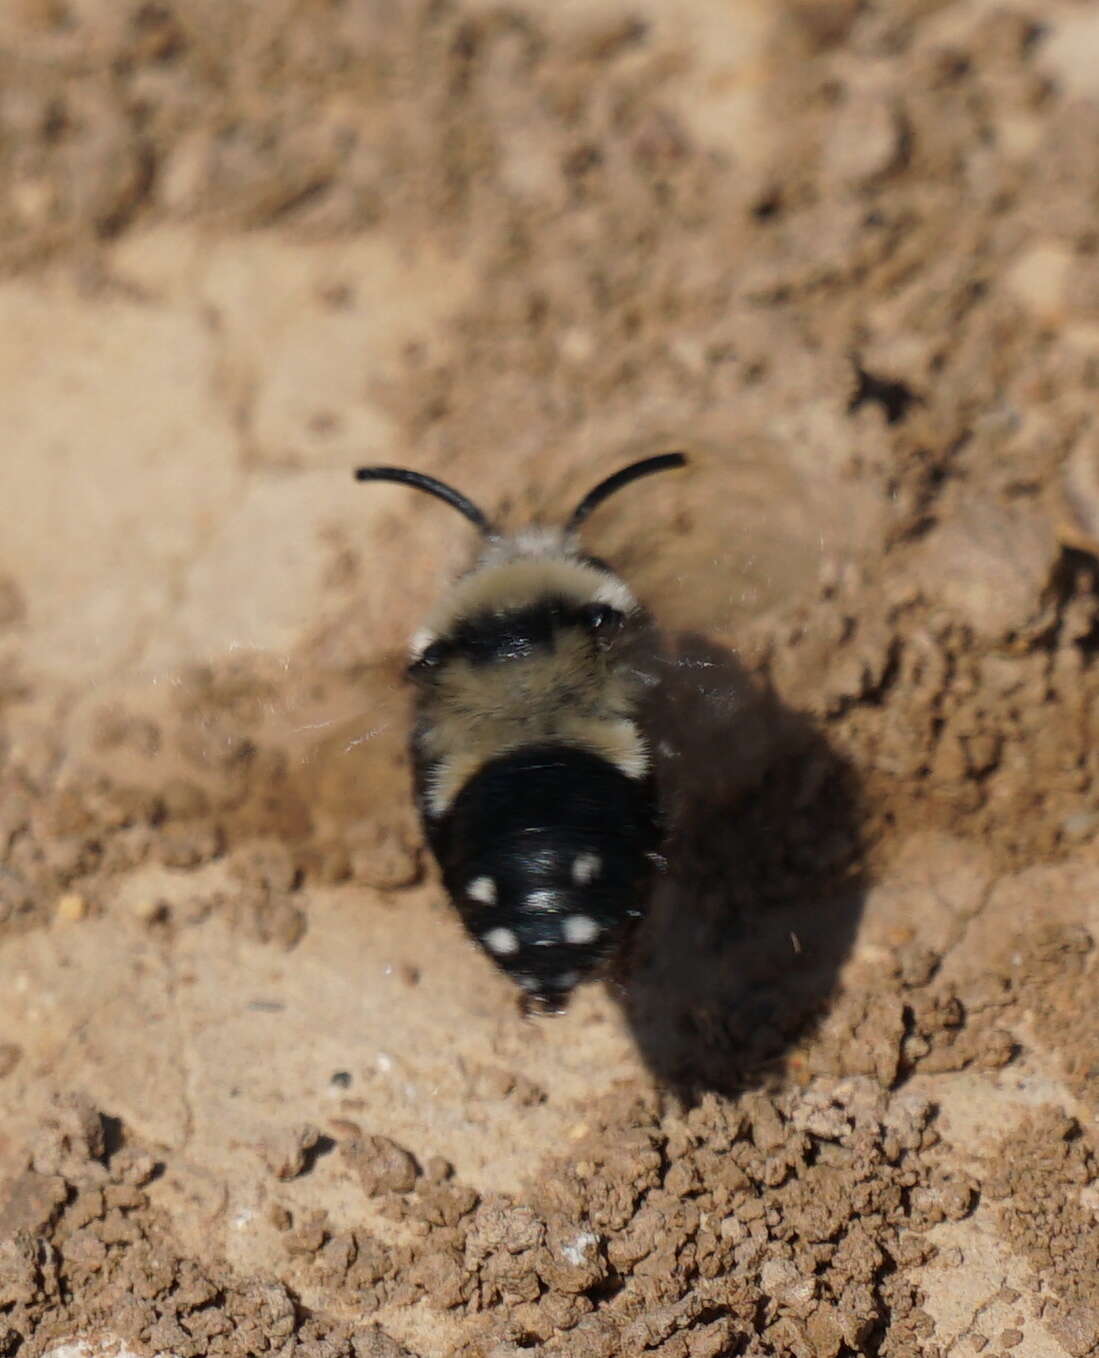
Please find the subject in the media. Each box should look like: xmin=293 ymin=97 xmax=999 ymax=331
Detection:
xmin=421 ymin=743 xmax=660 ymax=1008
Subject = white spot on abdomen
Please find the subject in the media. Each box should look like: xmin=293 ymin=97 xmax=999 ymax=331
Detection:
xmin=467 ymin=876 xmax=497 ymax=905
xmin=571 ymin=852 xmax=601 ymax=885
xmin=483 ymin=926 xmax=519 ymax=956
xmin=563 ymin=914 xmax=600 ymax=945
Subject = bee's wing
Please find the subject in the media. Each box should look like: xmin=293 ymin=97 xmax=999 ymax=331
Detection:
xmin=587 ymin=434 xmax=850 ymax=642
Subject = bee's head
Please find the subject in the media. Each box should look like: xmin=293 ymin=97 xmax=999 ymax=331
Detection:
xmin=354 ymin=454 xmax=687 ymax=670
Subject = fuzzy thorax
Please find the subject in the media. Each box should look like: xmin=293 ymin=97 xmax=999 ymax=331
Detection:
xmin=410 ymin=531 xmax=649 ymax=817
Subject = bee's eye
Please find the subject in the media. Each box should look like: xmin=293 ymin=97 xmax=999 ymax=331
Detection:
xmin=581 ymin=603 xmax=624 ymax=634
xmin=408 ymin=641 xmax=448 ymax=678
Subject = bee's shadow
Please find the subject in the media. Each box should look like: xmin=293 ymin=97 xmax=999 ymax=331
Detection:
xmin=618 ymin=631 xmax=866 ymax=1099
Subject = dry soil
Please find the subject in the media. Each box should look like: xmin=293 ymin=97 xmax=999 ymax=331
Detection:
xmin=3 ymin=2 xmax=1099 ymax=1356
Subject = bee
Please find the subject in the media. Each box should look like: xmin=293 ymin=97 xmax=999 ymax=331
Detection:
xmin=354 ymin=453 xmax=687 ymax=1013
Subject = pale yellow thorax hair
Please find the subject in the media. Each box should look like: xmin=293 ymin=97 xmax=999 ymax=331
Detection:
xmin=414 ymin=539 xmax=647 ymax=815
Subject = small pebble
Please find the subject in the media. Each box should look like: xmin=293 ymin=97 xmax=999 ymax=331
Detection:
xmin=56 ymin=892 xmax=87 ymax=922
xmin=260 ymin=1122 xmax=322 ymax=1180
xmin=131 ymin=897 xmax=168 ymax=923
xmin=1061 ymin=810 xmax=1099 ymax=843
xmin=268 ymin=1203 xmax=292 ymax=1231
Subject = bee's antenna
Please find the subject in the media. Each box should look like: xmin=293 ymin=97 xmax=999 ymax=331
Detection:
xmin=566 ymin=452 xmax=688 ymax=534
xmin=354 ymin=466 xmax=496 ymax=535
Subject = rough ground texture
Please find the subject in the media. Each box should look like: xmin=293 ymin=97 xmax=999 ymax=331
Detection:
xmin=3 ymin=1 xmax=1099 ymax=1355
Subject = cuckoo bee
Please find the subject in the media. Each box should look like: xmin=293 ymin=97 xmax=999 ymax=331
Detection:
xmin=355 ymin=453 xmax=686 ymax=1012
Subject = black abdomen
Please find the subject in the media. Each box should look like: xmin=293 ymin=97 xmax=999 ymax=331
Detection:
xmin=420 ymin=743 xmax=660 ymax=1009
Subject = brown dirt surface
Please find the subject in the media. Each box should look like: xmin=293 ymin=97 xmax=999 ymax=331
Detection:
xmin=4 ymin=1 xmax=1099 ymax=1355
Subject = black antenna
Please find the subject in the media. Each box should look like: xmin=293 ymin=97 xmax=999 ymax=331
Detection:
xmin=354 ymin=466 xmax=495 ymax=535
xmin=566 ymin=452 xmax=687 ymax=533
